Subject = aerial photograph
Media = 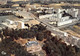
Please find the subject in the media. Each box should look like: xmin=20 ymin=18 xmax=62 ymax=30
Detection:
xmin=0 ymin=0 xmax=80 ymax=56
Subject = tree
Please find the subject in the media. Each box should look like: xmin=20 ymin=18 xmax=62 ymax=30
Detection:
xmin=36 ymin=32 xmax=44 ymax=41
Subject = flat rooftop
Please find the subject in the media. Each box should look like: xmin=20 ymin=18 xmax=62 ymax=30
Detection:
xmin=0 ymin=15 xmax=20 ymax=21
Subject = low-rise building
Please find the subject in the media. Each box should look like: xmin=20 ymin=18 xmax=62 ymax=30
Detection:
xmin=26 ymin=41 xmax=42 ymax=53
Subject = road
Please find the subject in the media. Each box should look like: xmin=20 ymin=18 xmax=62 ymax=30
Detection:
xmin=37 ymin=18 xmax=66 ymax=36
xmin=29 ymin=12 xmax=66 ymax=36
xmin=37 ymin=17 xmax=80 ymax=48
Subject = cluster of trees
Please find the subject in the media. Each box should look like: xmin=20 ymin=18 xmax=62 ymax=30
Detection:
xmin=1 ymin=24 xmax=48 ymax=41
xmin=0 ymin=24 xmax=80 ymax=56
xmin=0 ymin=24 xmax=50 ymax=56
xmin=0 ymin=4 xmax=12 ymax=8
xmin=0 ymin=38 xmax=37 ymax=56
xmin=42 ymin=35 xmax=80 ymax=56
xmin=0 ymin=12 xmax=13 ymax=16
